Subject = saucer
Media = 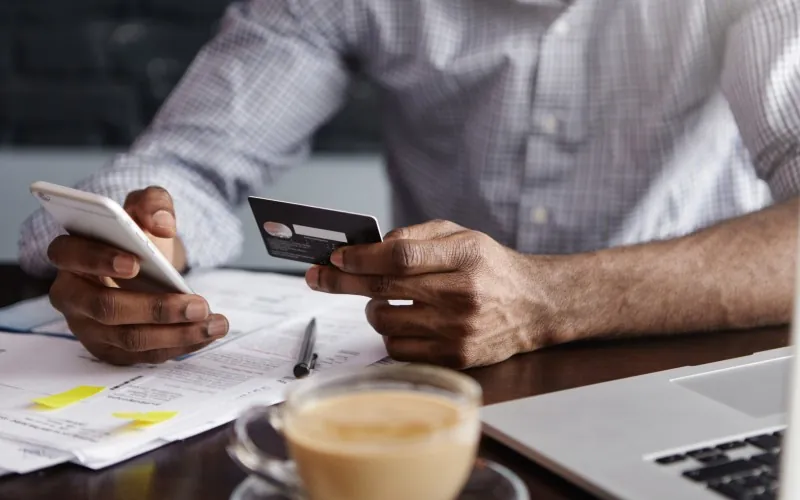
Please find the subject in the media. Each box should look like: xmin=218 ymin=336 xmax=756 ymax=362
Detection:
xmin=230 ymin=458 xmax=529 ymax=500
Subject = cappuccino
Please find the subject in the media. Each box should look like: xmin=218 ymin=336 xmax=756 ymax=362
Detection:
xmin=284 ymin=390 xmax=479 ymax=500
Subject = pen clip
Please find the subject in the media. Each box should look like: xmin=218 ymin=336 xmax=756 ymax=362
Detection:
xmin=309 ymin=353 xmax=318 ymax=371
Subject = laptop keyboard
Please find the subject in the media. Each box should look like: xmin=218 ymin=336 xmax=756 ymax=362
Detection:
xmin=652 ymin=430 xmax=784 ymax=500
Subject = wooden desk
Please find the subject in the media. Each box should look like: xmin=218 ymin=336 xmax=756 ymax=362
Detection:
xmin=0 ymin=264 xmax=789 ymax=500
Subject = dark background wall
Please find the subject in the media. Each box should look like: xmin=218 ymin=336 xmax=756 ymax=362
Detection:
xmin=0 ymin=0 xmax=381 ymax=151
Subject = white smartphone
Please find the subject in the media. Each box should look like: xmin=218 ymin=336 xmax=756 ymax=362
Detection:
xmin=29 ymin=181 xmax=193 ymax=294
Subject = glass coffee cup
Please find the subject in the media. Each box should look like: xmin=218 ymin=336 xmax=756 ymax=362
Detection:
xmin=227 ymin=364 xmax=483 ymax=500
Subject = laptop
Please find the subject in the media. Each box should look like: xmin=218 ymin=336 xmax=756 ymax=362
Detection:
xmin=481 ymin=245 xmax=800 ymax=499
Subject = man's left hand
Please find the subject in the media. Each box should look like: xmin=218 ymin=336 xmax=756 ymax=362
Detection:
xmin=304 ymin=220 xmax=564 ymax=368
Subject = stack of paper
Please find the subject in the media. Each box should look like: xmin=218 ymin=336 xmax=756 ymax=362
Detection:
xmin=0 ymin=270 xmax=393 ymax=476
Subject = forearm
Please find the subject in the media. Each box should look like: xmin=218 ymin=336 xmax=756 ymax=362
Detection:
xmin=548 ymin=197 xmax=799 ymax=343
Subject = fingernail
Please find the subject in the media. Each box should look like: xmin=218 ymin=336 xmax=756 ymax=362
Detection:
xmin=206 ymin=316 xmax=229 ymax=338
xmin=113 ymin=255 xmax=136 ymax=275
xmin=184 ymin=300 xmax=209 ymax=321
xmin=305 ymin=266 xmax=320 ymax=290
xmin=330 ymin=250 xmax=344 ymax=268
xmin=152 ymin=210 xmax=175 ymax=229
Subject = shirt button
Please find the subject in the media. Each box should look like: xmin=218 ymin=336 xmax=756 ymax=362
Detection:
xmin=552 ymin=20 xmax=570 ymax=36
xmin=531 ymin=207 xmax=548 ymax=225
xmin=538 ymin=114 xmax=559 ymax=135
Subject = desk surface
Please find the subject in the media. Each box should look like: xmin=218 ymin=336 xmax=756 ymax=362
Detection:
xmin=0 ymin=264 xmax=790 ymax=500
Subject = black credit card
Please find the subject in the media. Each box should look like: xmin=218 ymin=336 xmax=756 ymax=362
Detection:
xmin=248 ymin=197 xmax=384 ymax=265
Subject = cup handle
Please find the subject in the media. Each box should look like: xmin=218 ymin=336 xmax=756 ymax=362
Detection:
xmin=226 ymin=404 xmax=302 ymax=496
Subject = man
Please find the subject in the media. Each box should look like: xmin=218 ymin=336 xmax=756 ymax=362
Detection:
xmin=18 ymin=0 xmax=800 ymax=368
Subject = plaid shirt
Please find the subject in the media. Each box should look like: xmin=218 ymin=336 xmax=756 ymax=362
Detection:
xmin=19 ymin=0 xmax=800 ymax=276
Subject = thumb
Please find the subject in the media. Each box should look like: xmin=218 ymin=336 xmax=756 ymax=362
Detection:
xmin=123 ymin=186 xmax=177 ymax=239
xmin=384 ymin=219 xmax=465 ymax=242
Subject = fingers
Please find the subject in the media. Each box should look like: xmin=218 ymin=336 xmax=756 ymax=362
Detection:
xmin=329 ymin=220 xmax=468 ymax=275
xmin=383 ymin=336 xmax=437 ymax=363
xmin=384 ymin=335 xmax=473 ymax=370
xmin=46 ymin=187 xmax=178 ymax=279
xmin=306 ymin=265 xmax=460 ymax=301
xmin=365 ymin=299 xmax=439 ymax=337
xmin=330 ymin=233 xmax=476 ymax=276
xmin=51 ymin=271 xmax=229 ymax=365
xmin=47 ymin=235 xmax=140 ymax=279
xmin=68 ymin=314 xmax=228 ymax=352
xmin=124 ymin=186 xmax=177 ymax=239
xmin=368 ymin=302 xmax=474 ymax=369
xmin=51 ymin=272 xmax=212 ymax=326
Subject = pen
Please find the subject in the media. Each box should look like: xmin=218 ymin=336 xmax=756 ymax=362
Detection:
xmin=293 ymin=318 xmax=318 ymax=378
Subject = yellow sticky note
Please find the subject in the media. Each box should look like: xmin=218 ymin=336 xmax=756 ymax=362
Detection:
xmin=33 ymin=386 xmax=104 ymax=409
xmin=112 ymin=411 xmax=178 ymax=427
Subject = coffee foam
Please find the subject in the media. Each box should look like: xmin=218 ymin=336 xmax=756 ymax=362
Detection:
xmin=286 ymin=390 xmax=477 ymax=452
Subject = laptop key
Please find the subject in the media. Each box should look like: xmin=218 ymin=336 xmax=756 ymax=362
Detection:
xmin=655 ymin=454 xmax=686 ymax=465
xmin=683 ymin=459 xmax=761 ymax=482
xmin=697 ymin=454 xmax=730 ymax=466
xmin=687 ymin=447 xmax=716 ymax=458
xmin=753 ymin=491 xmax=776 ymax=500
xmin=717 ymin=441 xmax=747 ymax=451
xmin=708 ymin=481 xmax=751 ymax=500
xmin=745 ymin=434 xmax=781 ymax=452
xmin=752 ymin=452 xmax=780 ymax=467
xmin=754 ymin=473 xmax=776 ymax=487
xmin=736 ymin=474 xmax=769 ymax=490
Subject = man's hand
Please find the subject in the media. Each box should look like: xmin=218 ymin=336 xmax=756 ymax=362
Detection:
xmin=46 ymin=186 xmax=229 ymax=365
xmin=304 ymin=220 xmax=562 ymax=368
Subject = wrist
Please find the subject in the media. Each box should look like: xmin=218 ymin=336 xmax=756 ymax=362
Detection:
xmin=520 ymin=251 xmax=604 ymax=347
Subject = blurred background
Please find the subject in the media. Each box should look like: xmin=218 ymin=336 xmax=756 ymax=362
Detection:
xmin=0 ymin=0 xmax=391 ymax=271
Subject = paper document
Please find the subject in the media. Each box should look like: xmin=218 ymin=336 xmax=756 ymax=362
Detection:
xmin=0 ymin=356 xmax=402 ymax=474
xmin=0 ymin=270 xmax=390 ymax=470
xmin=0 ymin=437 xmax=69 ymax=474
xmin=0 ymin=333 xmax=153 ymax=396
xmin=0 ymin=296 xmax=64 ymax=335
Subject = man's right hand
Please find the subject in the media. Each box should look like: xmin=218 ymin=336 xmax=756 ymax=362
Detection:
xmin=45 ymin=186 xmax=229 ymax=365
